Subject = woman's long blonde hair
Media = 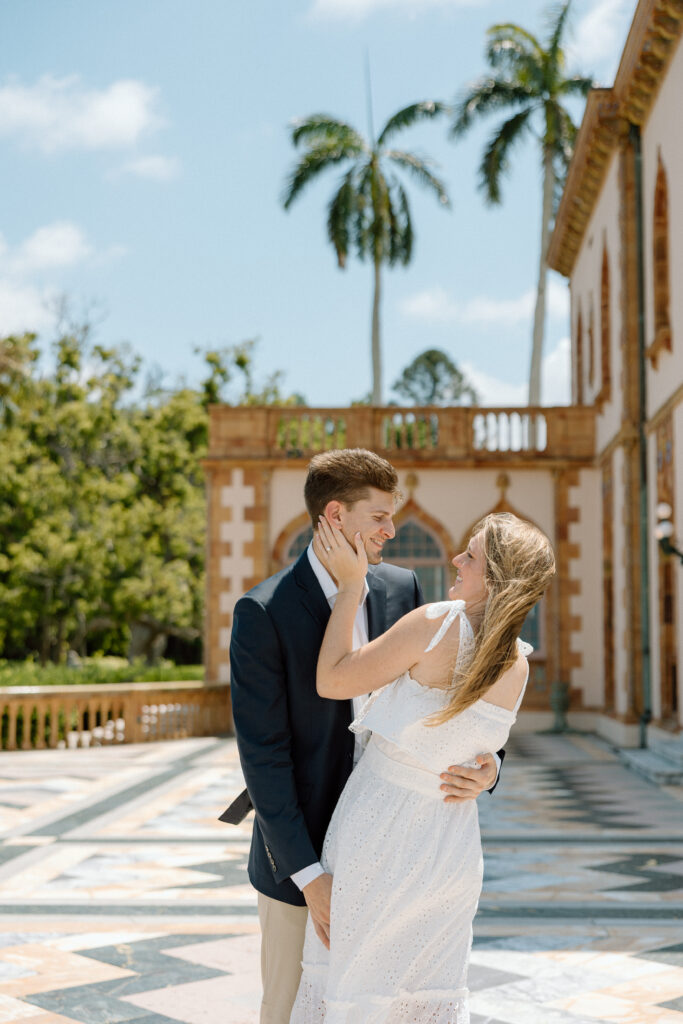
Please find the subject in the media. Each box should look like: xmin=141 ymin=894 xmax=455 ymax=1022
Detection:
xmin=429 ymin=512 xmax=556 ymax=725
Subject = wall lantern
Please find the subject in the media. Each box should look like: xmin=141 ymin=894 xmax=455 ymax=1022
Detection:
xmin=654 ymin=502 xmax=683 ymax=564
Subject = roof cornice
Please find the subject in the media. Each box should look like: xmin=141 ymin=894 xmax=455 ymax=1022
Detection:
xmin=548 ymin=0 xmax=683 ymax=278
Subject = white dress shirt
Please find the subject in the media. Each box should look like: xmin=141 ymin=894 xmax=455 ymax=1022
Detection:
xmin=290 ymin=543 xmax=370 ymax=892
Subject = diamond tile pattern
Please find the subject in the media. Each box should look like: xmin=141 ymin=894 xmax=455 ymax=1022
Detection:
xmin=0 ymin=732 xmax=681 ymax=1023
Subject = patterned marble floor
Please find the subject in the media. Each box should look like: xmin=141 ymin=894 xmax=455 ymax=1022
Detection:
xmin=0 ymin=730 xmax=682 ymax=1024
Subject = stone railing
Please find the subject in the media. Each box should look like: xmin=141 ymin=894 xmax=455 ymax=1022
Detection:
xmin=207 ymin=405 xmax=595 ymax=463
xmin=0 ymin=681 xmax=231 ymax=751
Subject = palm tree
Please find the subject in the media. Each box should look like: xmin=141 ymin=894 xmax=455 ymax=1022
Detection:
xmin=451 ymin=1 xmax=593 ymax=405
xmin=283 ymin=101 xmax=450 ymax=404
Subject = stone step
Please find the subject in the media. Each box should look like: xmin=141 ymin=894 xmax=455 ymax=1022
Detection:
xmin=648 ymin=736 xmax=683 ymax=769
xmin=619 ymin=748 xmax=683 ymax=785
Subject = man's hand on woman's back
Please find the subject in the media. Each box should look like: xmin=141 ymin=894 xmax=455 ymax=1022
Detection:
xmin=441 ymin=753 xmax=498 ymax=802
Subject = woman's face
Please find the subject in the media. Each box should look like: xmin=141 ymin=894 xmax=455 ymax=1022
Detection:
xmin=449 ymin=531 xmax=488 ymax=610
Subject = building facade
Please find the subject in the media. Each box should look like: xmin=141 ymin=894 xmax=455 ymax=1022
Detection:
xmin=548 ymin=0 xmax=683 ymax=746
xmin=203 ymin=406 xmax=599 ymax=731
xmin=204 ymin=0 xmax=683 ymax=752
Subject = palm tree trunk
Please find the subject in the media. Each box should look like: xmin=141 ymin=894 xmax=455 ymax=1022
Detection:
xmin=371 ymin=256 xmax=382 ymax=404
xmin=528 ymin=146 xmax=555 ymax=406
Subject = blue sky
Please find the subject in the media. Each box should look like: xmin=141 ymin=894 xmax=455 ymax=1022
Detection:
xmin=0 ymin=0 xmax=635 ymax=406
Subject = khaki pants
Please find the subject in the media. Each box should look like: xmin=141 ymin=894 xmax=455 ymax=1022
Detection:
xmin=257 ymin=891 xmax=309 ymax=1024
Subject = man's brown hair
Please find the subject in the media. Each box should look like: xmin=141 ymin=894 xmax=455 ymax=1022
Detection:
xmin=304 ymin=449 xmax=400 ymax=525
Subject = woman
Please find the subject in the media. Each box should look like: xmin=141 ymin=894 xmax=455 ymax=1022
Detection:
xmin=289 ymin=512 xmax=555 ymax=1024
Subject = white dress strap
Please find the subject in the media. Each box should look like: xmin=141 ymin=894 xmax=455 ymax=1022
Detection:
xmin=423 ymin=600 xmax=465 ymax=653
xmin=423 ymin=601 xmax=476 ymax=675
xmin=511 ymin=638 xmax=533 ymax=715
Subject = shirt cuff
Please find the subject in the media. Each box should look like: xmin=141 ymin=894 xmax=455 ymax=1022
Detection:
xmin=291 ymin=862 xmax=325 ymax=891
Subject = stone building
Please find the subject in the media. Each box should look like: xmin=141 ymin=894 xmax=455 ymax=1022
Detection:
xmin=548 ymin=0 xmax=683 ymax=757
xmin=204 ymin=0 xmax=682 ymax=762
xmin=203 ymin=406 xmax=597 ymax=731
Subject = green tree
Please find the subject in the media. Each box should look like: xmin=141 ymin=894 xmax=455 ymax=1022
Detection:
xmin=451 ymin=0 xmax=593 ymax=405
xmin=0 ymin=333 xmax=39 ymax=423
xmin=111 ymin=386 xmax=208 ymax=662
xmin=282 ymin=101 xmax=450 ymax=404
xmin=197 ymin=339 xmax=306 ymax=408
xmin=0 ymin=329 xmax=303 ymax=665
xmin=392 ymin=348 xmax=479 ymax=406
xmin=0 ymin=332 xmax=143 ymax=662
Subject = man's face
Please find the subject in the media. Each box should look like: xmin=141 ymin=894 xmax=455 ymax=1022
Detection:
xmin=329 ymin=487 xmax=397 ymax=565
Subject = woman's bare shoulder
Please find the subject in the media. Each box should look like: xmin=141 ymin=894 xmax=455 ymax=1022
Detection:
xmin=485 ymin=650 xmax=528 ymax=710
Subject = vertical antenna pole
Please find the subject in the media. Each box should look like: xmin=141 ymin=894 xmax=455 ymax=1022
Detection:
xmin=365 ymin=50 xmax=375 ymax=145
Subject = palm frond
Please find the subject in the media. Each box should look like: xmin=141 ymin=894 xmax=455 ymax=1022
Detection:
xmin=377 ymin=101 xmax=450 ymax=147
xmin=487 ymin=22 xmax=543 ymax=58
xmin=451 ymin=79 xmax=533 ymax=137
xmin=543 ymin=96 xmax=580 ymax=154
xmin=386 ymin=150 xmax=451 ymax=208
xmin=554 ymin=104 xmax=579 ymax=167
xmin=558 ymin=74 xmax=594 ymax=98
xmin=385 ymin=184 xmax=403 ymax=267
xmin=282 ymin=142 xmax=361 ymax=209
xmin=368 ymin=169 xmax=392 ymax=261
xmin=485 ymin=24 xmax=549 ymax=95
xmin=353 ymin=163 xmax=373 ymax=257
xmin=546 ymin=1 xmax=572 ymax=62
xmin=479 ymin=107 xmax=533 ymax=204
xmin=486 ymin=37 xmax=544 ymax=82
xmin=550 ymin=106 xmax=580 ymax=208
xmin=290 ymin=114 xmax=365 ymax=151
xmin=394 ymin=182 xmax=413 ymax=266
xmin=326 ymin=169 xmax=357 ymax=268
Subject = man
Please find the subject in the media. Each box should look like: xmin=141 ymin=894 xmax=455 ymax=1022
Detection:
xmin=220 ymin=449 xmax=501 ymax=1024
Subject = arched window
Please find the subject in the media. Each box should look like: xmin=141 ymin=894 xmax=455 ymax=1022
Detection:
xmin=520 ymin=601 xmax=543 ymax=654
xmin=286 ymin=526 xmax=313 ymax=562
xmin=588 ymin=295 xmax=595 ymax=391
xmin=650 ymin=152 xmax=672 ymax=367
xmin=597 ymin=243 xmax=611 ymax=408
xmin=574 ymin=306 xmax=584 ymax=405
xmin=282 ymin=517 xmax=542 ymax=652
xmin=383 ymin=520 xmax=447 ymax=603
xmin=282 ymin=520 xmax=448 ymax=604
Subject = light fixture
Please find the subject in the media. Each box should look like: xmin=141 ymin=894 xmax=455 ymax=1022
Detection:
xmin=654 ymin=502 xmax=683 ymax=563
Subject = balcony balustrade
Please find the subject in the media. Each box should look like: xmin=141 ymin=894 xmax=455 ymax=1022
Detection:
xmin=1 ymin=681 xmax=231 ymax=751
xmin=206 ymin=405 xmax=595 ymax=462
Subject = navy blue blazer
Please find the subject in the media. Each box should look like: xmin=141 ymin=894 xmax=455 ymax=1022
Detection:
xmin=220 ymin=550 xmax=424 ymax=907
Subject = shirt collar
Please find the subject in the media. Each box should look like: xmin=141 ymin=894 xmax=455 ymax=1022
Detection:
xmin=307 ymin=541 xmax=369 ymax=604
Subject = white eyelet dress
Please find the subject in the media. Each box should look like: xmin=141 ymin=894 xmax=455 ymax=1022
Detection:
xmin=289 ymin=600 xmax=532 ymax=1024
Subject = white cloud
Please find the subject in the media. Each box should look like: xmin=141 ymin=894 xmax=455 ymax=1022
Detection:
xmin=310 ymin=0 xmax=485 ymax=19
xmin=1 ymin=222 xmax=92 ymax=275
xmin=0 ymin=279 xmax=56 ymax=335
xmin=541 ymin=336 xmax=571 ymax=405
xmin=400 ymin=286 xmax=458 ymax=322
xmin=0 ymin=222 xmax=120 ymax=337
xmin=461 ymin=336 xmax=571 ymax=407
xmin=115 ymin=155 xmax=180 ymax=181
xmin=569 ymin=0 xmax=634 ymax=82
xmin=0 ymin=75 xmax=162 ymax=153
xmin=400 ymin=277 xmax=569 ymax=326
xmin=461 ymin=361 xmax=525 ymax=406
